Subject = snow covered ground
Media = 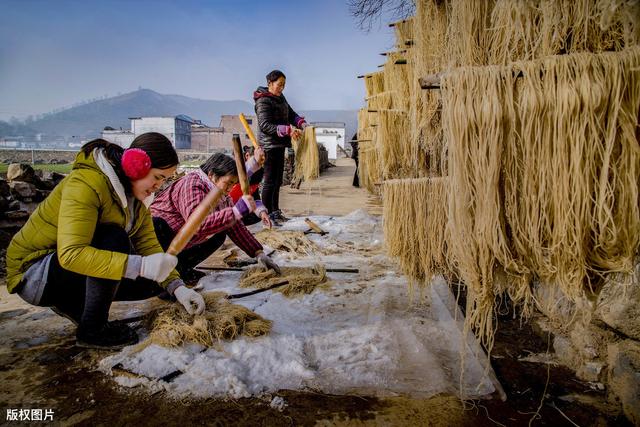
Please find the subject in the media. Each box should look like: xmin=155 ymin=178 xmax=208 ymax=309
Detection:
xmin=99 ymin=210 xmax=501 ymax=400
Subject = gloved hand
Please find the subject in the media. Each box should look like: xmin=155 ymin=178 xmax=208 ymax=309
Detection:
xmin=232 ymin=195 xmax=257 ymax=219
xmin=276 ymin=124 xmax=292 ymax=137
xmin=253 ymin=146 xmax=265 ymax=166
xmin=295 ymin=116 xmax=307 ymax=129
xmin=256 ymin=252 xmax=281 ymax=274
xmin=140 ymin=253 xmax=178 ymax=282
xmin=174 ymin=285 xmax=205 ymax=315
xmin=260 ymin=211 xmax=272 ymax=229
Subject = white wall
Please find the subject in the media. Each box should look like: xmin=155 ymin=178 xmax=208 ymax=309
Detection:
xmin=315 ymin=126 xmax=346 ymax=159
xmin=131 ymin=117 xmax=176 ymax=144
xmin=101 ymin=131 xmax=135 ymax=148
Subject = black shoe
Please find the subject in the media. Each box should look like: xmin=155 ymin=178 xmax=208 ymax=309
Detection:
xmin=274 ymin=210 xmax=290 ymax=222
xmin=268 ymin=212 xmax=283 ymax=227
xmin=51 ymin=306 xmax=80 ymax=326
xmin=76 ymin=322 xmax=139 ymax=350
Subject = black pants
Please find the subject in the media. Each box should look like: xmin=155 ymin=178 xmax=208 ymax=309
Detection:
xmin=353 ymin=157 xmax=360 ymax=187
xmin=39 ymin=224 xmax=164 ymax=328
xmin=152 ymin=217 xmax=227 ymax=275
xmin=261 ymin=147 xmax=285 ymax=213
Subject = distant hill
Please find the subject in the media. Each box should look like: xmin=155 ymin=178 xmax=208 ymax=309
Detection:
xmin=27 ymin=89 xmax=254 ymax=138
xmin=4 ymin=89 xmax=359 ymax=143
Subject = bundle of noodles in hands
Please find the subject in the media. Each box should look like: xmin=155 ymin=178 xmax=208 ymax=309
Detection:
xmin=239 ymin=264 xmax=328 ymax=297
xmin=291 ymin=126 xmax=320 ymax=182
xmin=134 ymin=292 xmax=272 ymax=351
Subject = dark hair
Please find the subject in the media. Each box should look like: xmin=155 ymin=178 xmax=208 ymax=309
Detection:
xmin=266 ymin=70 xmax=286 ymax=83
xmin=200 ymin=153 xmax=237 ymax=177
xmin=130 ymin=132 xmax=179 ymax=169
xmin=242 ymin=145 xmax=254 ymax=156
xmin=81 ymin=132 xmax=179 ymax=191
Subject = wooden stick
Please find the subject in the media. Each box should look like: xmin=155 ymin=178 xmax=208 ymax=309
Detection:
xmin=167 ymin=186 xmax=223 ymax=255
xmin=226 ymin=280 xmax=289 ymax=299
xmin=419 ymin=70 xmax=524 ymax=89
xmin=419 ymin=72 xmax=444 ymax=89
xmin=238 ymin=113 xmax=260 ymax=149
xmin=198 ymin=266 xmax=359 ymax=273
xmin=231 ymin=134 xmax=250 ymax=196
xmin=304 ymin=218 xmax=325 ymax=234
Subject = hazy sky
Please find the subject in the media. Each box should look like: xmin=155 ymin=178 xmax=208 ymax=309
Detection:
xmin=0 ymin=0 xmax=395 ymax=120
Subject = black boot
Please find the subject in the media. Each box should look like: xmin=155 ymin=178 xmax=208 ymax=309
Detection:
xmin=76 ymin=322 xmax=139 ymax=350
xmin=268 ymin=212 xmax=283 ymax=227
xmin=274 ymin=210 xmax=290 ymax=222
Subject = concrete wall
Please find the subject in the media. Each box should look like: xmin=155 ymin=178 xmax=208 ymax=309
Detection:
xmin=315 ymin=126 xmax=346 ymax=159
xmin=191 ymin=128 xmax=225 ymax=152
xmin=101 ymin=131 xmax=135 ymax=148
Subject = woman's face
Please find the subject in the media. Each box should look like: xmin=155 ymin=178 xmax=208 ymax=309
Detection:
xmin=211 ymin=174 xmax=239 ymax=195
xmin=131 ymin=166 xmax=177 ymax=201
xmin=268 ymin=77 xmax=286 ymax=96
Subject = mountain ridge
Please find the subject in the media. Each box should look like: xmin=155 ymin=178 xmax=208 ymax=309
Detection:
xmin=3 ymin=89 xmax=358 ymax=141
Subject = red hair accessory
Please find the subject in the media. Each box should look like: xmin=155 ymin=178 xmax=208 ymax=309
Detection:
xmin=121 ymin=148 xmax=152 ymax=180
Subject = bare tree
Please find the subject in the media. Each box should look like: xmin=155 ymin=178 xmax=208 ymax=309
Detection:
xmin=348 ymin=0 xmax=415 ymax=31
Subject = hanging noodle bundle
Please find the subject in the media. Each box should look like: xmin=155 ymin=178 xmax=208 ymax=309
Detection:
xmin=254 ymin=229 xmax=320 ymax=256
xmin=134 ymin=292 xmax=271 ymax=351
xmin=291 ymin=126 xmax=319 ymax=182
xmin=444 ymin=0 xmax=495 ymax=67
xmin=366 ymin=91 xmax=395 ymax=110
xmin=358 ymin=132 xmax=382 ymax=194
xmin=239 ymin=264 xmax=328 ymax=297
xmin=383 ymin=177 xmax=451 ymax=288
xmin=410 ymin=0 xmax=448 ymax=177
xmin=394 ymin=18 xmax=414 ymax=50
xmin=378 ymin=109 xmax=410 ymax=179
xmin=364 ymin=71 xmax=386 ymax=97
xmin=384 ymin=52 xmax=411 ymax=112
xmin=489 ymin=0 xmax=640 ymax=65
xmin=441 ymin=47 xmax=640 ymax=349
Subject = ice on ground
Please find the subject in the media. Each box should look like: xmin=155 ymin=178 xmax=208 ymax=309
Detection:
xmin=100 ymin=210 xmax=500 ymax=400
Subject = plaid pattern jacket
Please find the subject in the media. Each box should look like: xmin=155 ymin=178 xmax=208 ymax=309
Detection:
xmin=150 ymin=168 xmax=263 ymax=256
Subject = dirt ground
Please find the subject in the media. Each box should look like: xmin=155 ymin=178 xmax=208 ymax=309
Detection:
xmin=0 ymin=157 xmax=631 ymax=426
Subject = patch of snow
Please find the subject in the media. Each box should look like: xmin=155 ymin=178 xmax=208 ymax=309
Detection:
xmin=99 ymin=210 xmax=499 ymax=400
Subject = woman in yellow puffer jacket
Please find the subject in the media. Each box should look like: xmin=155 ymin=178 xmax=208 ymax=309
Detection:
xmin=6 ymin=133 xmax=205 ymax=349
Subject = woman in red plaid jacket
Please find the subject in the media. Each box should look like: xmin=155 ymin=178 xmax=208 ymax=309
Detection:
xmin=150 ymin=152 xmax=280 ymax=283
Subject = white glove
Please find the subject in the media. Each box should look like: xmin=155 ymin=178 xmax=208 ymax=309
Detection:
xmin=174 ymin=285 xmax=206 ymax=315
xmin=140 ymin=253 xmax=178 ymax=282
xmin=257 ymin=252 xmax=281 ymax=274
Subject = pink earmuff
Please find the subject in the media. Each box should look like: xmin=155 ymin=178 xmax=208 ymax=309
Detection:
xmin=121 ymin=148 xmax=152 ymax=180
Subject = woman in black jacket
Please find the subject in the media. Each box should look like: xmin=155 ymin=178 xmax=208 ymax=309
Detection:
xmin=253 ymin=69 xmax=307 ymax=224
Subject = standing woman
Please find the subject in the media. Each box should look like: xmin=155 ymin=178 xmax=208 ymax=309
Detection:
xmin=254 ymin=69 xmax=308 ymax=225
xmin=6 ymin=133 xmax=205 ymax=349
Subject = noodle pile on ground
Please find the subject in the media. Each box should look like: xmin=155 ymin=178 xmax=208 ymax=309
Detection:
xmin=239 ymin=264 xmax=328 ymax=297
xmin=134 ymin=292 xmax=271 ymax=351
xmin=254 ymin=229 xmax=320 ymax=256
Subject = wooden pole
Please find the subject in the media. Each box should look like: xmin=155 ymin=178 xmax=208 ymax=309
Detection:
xmin=238 ymin=113 xmax=260 ymax=149
xmin=232 ymin=134 xmax=250 ymax=196
xmin=167 ymin=187 xmax=224 ymax=255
